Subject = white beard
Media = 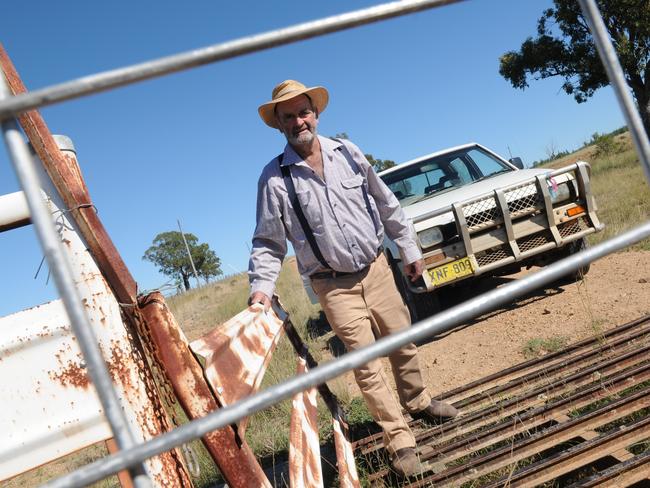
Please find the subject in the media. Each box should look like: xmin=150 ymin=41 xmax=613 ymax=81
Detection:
xmin=286 ymin=127 xmax=316 ymax=146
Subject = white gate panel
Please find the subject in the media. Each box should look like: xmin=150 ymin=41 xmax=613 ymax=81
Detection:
xmin=0 ymin=300 xmax=111 ymax=480
xmin=0 ymin=142 xmax=182 ymax=484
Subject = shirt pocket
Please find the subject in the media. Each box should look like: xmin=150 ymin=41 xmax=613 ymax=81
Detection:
xmin=294 ymin=189 xmax=324 ymax=235
xmin=340 ymin=174 xmax=364 ymax=190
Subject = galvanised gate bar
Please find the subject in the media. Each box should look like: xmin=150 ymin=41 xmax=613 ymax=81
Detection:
xmin=1 ymin=0 xmax=649 ymax=486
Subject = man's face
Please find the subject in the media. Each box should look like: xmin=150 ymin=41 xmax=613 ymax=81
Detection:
xmin=275 ymin=95 xmax=318 ymax=146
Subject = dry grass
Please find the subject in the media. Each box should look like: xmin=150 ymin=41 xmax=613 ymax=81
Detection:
xmin=4 ymin=443 xmax=119 ymax=488
xmin=522 ymin=336 xmax=569 ymax=359
xmin=166 ymin=272 xmax=250 ymax=341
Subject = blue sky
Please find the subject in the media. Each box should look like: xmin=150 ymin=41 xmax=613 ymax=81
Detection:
xmin=0 ymin=0 xmax=625 ymax=316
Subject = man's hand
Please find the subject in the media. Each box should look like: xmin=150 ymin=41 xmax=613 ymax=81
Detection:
xmin=249 ymin=291 xmax=271 ymax=311
xmin=405 ymin=259 xmax=424 ymax=282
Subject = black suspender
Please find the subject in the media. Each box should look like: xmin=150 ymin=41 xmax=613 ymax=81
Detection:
xmin=278 ymin=139 xmax=379 ymax=271
xmin=279 ymin=153 xmax=332 ymax=270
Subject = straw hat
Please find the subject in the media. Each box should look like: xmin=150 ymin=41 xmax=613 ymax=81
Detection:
xmin=258 ymin=80 xmax=329 ymax=128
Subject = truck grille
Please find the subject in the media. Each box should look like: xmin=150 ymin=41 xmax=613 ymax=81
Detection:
xmin=464 ymin=198 xmax=500 ymax=229
xmin=475 ymin=246 xmax=511 ymax=267
xmin=464 ymin=183 xmax=541 ymax=232
xmin=517 ymin=230 xmax=552 ymax=253
xmin=559 ymin=216 xmax=590 ymax=238
xmin=474 ymin=219 xmax=590 ymax=271
xmin=506 ymin=183 xmax=540 ymax=216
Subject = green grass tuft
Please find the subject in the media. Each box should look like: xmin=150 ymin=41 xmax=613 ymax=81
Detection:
xmin=522 ymin=336 xmax=569 ymax=359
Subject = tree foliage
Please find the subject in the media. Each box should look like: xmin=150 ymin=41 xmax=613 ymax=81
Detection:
xmin=499 ymin=0 xmax=650 ymax=135
xmin=332 ymin=132 xmax=396 ymax=172
xmin=143 ymin=231 xmax=222 ymax=291
xmin=364 ymin=153 xmax=396 ymax=172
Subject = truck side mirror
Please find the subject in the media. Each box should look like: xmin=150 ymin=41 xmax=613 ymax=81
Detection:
xmin=509 ymin=157 xmax=524 ymax=169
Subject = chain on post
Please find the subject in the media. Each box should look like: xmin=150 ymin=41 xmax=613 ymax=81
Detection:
xmin=121 ymin=300 xmax=199 ymax=482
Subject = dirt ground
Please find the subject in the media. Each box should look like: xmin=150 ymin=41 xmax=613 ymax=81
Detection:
xmin=332 ymin=250 xmax=650 ymax=398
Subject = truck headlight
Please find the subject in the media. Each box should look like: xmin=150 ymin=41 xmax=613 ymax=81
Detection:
xmin=417 ymin=227 xmax=443 ymax=248
xmin=550 ymin=181 xmax=572 ymax=204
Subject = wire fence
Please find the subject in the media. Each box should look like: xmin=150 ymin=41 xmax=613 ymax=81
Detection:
xmin=1 ymin=0 xmax=649 ymax=486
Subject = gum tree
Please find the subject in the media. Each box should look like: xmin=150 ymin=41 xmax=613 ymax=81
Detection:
xmin=499 ymin=0 xmax=650 ymax=136
xmin=143 ymin=231 xmax=222 ymax=290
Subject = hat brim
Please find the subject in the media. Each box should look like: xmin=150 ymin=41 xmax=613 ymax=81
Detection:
xmin=258 ymin=86 xmax=329 ymax=129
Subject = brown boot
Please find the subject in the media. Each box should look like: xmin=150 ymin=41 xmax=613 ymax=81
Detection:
xmin=411 ymin=399 xmax=458 ymax=425
xmin=390 ymin=447 xmax=425 ymax=477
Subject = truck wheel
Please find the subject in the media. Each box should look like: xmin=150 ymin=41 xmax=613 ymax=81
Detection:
xmin=410 ymin=291 xmax=440 ymax=322
xmin=389 ymin=255 xmax=439 ymax=322
xmin=569 ymin=238 xmax=591 ymax=280
xmin=557 ymin=238 xmax=590 ymax=283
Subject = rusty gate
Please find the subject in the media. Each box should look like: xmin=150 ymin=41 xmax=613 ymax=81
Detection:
xmin=0 ymin=54 xmax=192 ymax=486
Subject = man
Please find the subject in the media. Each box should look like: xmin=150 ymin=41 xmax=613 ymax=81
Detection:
xmin=248 ymin=80 xmax=458 ymax=477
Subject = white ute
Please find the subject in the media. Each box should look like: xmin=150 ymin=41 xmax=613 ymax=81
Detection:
xmin=379 ymin=143 xmax=603 ymax=319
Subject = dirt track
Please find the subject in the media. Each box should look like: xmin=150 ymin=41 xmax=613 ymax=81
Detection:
xmin=336 ymin=250 xmax=650 ymax=398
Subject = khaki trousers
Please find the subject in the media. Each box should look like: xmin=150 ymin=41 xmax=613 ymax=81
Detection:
xmin=311 ymin=253 xmax=431 ymax=454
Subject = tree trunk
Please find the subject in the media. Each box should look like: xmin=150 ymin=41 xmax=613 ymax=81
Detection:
xmin=629 ymin=82 xmax=650 ymax=140
xmin=642 ymin=96 xmax=650 ymax=141
xmin=182 ymin=273 xmax=191 ymax=291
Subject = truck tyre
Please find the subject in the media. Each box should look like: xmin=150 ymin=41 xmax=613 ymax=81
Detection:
xmin=410 ymin=291 xmax=440 ymax=323
xmin=557 ymin=237 xmax=591 ymax=283
xmin=568 ymin=238 xmax=591 ymax=280
xmin=389 ymin=255 xmax=439 ymax=322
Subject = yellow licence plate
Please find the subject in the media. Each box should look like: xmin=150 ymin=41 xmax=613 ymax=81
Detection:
xmin=428 ymin=257 xmax=474 ymax=287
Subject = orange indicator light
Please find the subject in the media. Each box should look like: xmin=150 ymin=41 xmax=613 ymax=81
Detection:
xmin=567 ymin=205 xmax=585 ymax=217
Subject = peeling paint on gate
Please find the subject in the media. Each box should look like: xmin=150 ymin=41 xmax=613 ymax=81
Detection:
xmin=49 ymin=355 xmax=90 ymax=389
xmin=332 ymin=407 xmax=361 ymax=488
xmin=0 ymin=300 xmax=112 ymax=481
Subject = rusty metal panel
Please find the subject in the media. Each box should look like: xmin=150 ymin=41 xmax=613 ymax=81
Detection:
xmin=274 ymin=300 xmax=360 ymax=488
xmin=190 ymin=298 xmax=361 ymax=487
xmin=138 ymin=292 xmax=271 ymax=488
xmin=0 ymin=140 xmax=189 ymax=484
xmin=0 ymin=46 xmax=190 ymax=486
xmin=289 ymin=357 xmax=323 ymax=488
xmin=0 ymin=300 xmax=111 ymax=481
xmin=190 ymin=303 xmax=285 ymax=433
